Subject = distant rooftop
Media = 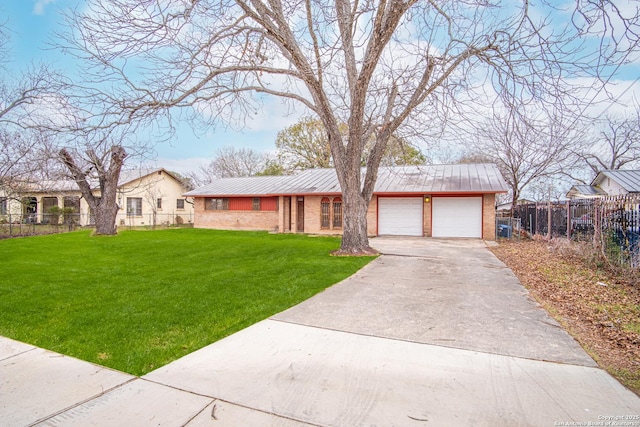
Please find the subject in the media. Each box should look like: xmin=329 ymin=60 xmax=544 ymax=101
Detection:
xmin=25 ymin=168 xmax=182 ymax=193
xmin=595 ymin=170 xmax=640 ymax=193
xmin=566 ymin=185 xmax=606 ymax=199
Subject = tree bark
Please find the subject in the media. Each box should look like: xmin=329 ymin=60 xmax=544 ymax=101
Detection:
xmin=335 ymin=189 xmax=377 ymax=256
xmin=59 ymin=145 xmax=127 ymax=235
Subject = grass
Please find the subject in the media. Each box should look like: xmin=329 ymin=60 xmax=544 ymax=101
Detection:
xmin=0 ymin=229 xmax=374 ymax=375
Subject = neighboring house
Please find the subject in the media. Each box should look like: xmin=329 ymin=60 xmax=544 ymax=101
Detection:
xmin=496 ymin=199 xmax=536 ymax=213
xmin=566 ymin=185 xmax=607 ymax=199
xmin=185 ymin=164 xmax=508 ymax=239
xmin=566 ymin=170 xmax=640 ymax=199
xmin=0 ymin=168 xmax=194 ymax=227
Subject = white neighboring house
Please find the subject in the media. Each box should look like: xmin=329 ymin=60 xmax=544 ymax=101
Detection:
xmin=0 ymin=168 xmax=194 ymax=227
xmin=566 ymin=170 xmax=640 ymax=199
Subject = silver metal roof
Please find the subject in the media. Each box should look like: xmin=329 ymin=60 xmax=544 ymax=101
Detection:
xmin=185 ymin=164 xmax=508 ymax=197
xmin=566 ymin=185 xmax=606 ymax=198
xmin=374 ymin=164 xmax=508 ymax=194
xmin=184 ymin=175 xmax=292 ymax=197
xmin=594 ymin=170 xmax=640 ymax=193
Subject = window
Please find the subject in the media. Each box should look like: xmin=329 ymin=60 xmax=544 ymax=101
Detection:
xmin=63 ymin=196 xmax=80 ymax=211
xmin=332 ymin=197 xmax=343 ymax=228
xmin=176 ymin=198 xmax=184 ymax=209
xmin=319 ymin=196 xmax=343 ymax=229
xmin=204 ymin=198 xmax=229 ymax=210
xmin=43 ymin=197 xmax=58 ymax=211
xmin=63 ymin=197 xmax=80 ymax=223
xmin=252 ymin=198 xmax=261 ymax=211
xmin=126 ymin=197 xmax=143 ymax=216
xmin=320 ymin=197 xmax=330 ymax=229
xmin=42 ymin=197 xmax=59 ymax=224
xmin=157 ymin=198 xmax=162 ymax=209
xmin=0 ymin=198 xmax=6 ymax=215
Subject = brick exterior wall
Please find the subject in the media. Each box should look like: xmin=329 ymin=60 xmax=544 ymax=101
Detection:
xmin=366 ymin=196 xmax=378 ymax=236
xmin=193 ymin=193 xmax=498 ymax=239
xmin=483 ymin=193 xmax=496 ymax=240
xmin=278 ymin=196 xmax=291 ymax=233
xmin=299 ymin=195 xmax=341 ymax=235
xmin=193 ymin=198 xmax=279 ymax=232
xmin=423 ymin=196 xmax=432 ymax=237
xmin=298 ymin=195 xmax=379 ymax=236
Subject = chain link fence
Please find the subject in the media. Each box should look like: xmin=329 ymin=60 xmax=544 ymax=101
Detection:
xmin=496 ymin=217 xmax=522 ymax=240
xmin=0 ymin=212 xmax=193 ymax=239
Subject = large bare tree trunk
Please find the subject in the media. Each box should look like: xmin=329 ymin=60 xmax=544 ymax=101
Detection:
xmin=59 ymin=145 xmax=127 ymax=235
xmin=93 ymin=194 xmax=120 ymax=235
xmin=335 ymin=185 xmax=376 ymax=256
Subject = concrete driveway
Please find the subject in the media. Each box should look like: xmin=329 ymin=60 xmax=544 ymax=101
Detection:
xmin=2 ymin=237 xmax=639 ymax=426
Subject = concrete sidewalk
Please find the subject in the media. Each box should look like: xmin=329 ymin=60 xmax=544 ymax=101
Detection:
xmin=2 ymin=238 xmax=639 ymax=426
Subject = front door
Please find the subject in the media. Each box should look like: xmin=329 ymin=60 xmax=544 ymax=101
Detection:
xmin=296 ymin=197 xmax=304 ymax=232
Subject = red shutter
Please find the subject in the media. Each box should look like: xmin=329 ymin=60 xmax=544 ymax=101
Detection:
xmin=229 ymin=198 xmax=253 ymax=210
xmin=261 ymin=197 xmax=278 ymax=211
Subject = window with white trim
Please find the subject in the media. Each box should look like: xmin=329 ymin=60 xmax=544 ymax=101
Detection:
xmin=126 ymin=197 xmax=143 ymax=216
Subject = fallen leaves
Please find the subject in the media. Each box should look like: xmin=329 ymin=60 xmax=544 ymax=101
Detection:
xmin=491 ymin=239 xmax=640 ymax=395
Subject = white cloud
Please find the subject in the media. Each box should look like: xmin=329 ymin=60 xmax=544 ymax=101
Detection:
xmin=33 ymin=0 xmax=55 ymax=15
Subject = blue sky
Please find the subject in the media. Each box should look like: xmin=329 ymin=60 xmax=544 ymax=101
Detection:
xmin=2 ymin=0 xmax=640 ymax=175
xmin=2 ymin=0 xmax=292 ymax=173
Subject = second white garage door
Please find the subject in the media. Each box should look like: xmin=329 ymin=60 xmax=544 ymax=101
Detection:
xmin=432 ymin=197 xmax=483 ymax=238
xmin=378 ymin=197 xmax=423 ymax=236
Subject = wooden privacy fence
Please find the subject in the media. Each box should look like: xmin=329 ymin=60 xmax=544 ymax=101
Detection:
xmin=510 ymin=195 xmax=640 ymax=267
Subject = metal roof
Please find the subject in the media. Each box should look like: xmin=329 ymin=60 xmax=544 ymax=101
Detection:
xmin=185 ymin=164 xmax=508 ymax=197
xmin=374 ymin=164 xmax=507 ymax=194
xmin=184 ymin=175 xmax=292 ymax=197
xmin=25 ymin=168 xmax=182 ymax=193
xmin=594 ymin=170 xmax=640 ymax=193
xmin=279 ymin=168 xmax=343 ymax=194
xmin=566 ymin=185 xmax=606 ymax=198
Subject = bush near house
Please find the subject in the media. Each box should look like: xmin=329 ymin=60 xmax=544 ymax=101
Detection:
xmin=0 ymin=229 xmax=374 ymax=375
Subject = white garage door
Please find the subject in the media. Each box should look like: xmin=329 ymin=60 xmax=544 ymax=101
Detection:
xmin=432 ymin=197 xmax=483 ymax=238
xmin=378 ymin=197 xmax=423 ymax=236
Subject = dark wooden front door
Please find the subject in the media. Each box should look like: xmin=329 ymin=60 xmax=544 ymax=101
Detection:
xmin=296 ymin=198 xmax=304 ymax=232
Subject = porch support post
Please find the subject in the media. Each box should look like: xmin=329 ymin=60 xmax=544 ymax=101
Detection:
xmin=291 ymin=197 xmax=298 ymax=234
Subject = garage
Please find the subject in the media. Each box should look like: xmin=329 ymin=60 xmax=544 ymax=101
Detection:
xmin=378 ymin=197 xmax=423 ymax=236
xmin=432 ymin=197 xmax=483 ymax=238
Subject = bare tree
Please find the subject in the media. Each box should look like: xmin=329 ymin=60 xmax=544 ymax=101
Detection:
xmin=579 ymin=113 xmax=640 ymax=178
xmin=59 ymin=143 xmax=127 ymax=235
xmin=190 ymin=146 xmax=269 ymax=186
xmin=467 ymin=111 xmax=579 ymax=211
xmin=0 ymin=26 xmax=68 ymax=198
xmin=0 ymin=131 xmax=38 ymax=194
xmin=61 ymin=0 xmax=637 ymax=254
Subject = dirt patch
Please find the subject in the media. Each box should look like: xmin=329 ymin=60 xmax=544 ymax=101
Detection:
xmin=490 ymin=239 xmax=640 ymax=395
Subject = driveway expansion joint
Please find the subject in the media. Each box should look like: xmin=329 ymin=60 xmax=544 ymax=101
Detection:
xmin=268 ymin=318 xmax=595 ymax=369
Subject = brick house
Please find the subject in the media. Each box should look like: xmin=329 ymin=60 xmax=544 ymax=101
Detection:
xmin=185 ymin=164 xmax=508 ymax=239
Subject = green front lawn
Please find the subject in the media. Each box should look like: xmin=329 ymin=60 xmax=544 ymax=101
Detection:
xmin=0 ymin=229 xmax=373 ymax=375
